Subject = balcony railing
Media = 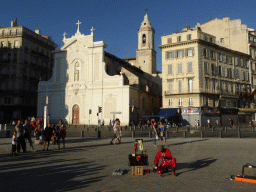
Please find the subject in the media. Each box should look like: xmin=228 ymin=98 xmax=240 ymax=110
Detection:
xmin=0 ymin=32 xmax=21 ymax=37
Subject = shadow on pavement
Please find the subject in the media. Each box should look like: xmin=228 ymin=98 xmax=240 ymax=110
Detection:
xmin=168 ymin=139 xmax=209 ymax=146
xmin=0 ymin=157 xmax=108 ymax=192
xmin=176 ymin=157 xmax=217 ymax=176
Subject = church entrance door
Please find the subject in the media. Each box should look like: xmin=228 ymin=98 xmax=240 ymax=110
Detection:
xmin=72 ymin=104 xmax=79 ymax=124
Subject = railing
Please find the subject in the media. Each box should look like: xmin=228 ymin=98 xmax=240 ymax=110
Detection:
xmin=0 ymin=32 xmax=21 ymax=37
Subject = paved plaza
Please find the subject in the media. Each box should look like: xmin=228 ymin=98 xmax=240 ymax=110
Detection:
xmin=1 ymin=137 xmax=256 ymax=192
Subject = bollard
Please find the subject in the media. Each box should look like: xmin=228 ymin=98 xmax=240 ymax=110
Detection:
xmin=201 ymin=131 xmax=204 ymax=138
xmin=176 ymin=127 xmax=178 ymax=132
xmin=165 ymin=131 xmax=168 ymax=139
xmin=238 ymin=127 xmax=240 ymax=138
xmin=6 ymin=130 xmax=10 ymax=138
xmin=81 ymin=130 xmax=84 ymax=138
xmin=225 ymin=127 xmax=227 ymax=132
xmin=212 ymin=126 xmax=214 ymax=132
xmin=141 ymin=126 xmax=143 ymax=131
xmin=132 ymin=131 xmax=135 ymax=138
xmin=219 ymin=131 xmax=222 ymax=138
xmin=187 ymin=127 xmax=190 ymax=133
xmin=130 ymin=127 xmax=132 ymax=131
xmin=149 ymin=131 xmax=152 ymax=138
xmin=252 ymin=127 xmax=254 ymax=133
xmin=183 ymin=131 xmax=186 ymax=138
xmin=97 ymin=131 xmax=101 ymax=138
xmin=4 ymin=124 xmax=7 ymax=130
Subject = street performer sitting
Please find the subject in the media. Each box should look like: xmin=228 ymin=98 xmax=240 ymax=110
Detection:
xmin=154 ymin=145 xmax=176 ymax=177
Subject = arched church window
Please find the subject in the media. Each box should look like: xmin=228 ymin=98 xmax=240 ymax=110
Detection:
xmin=142 ymin=34 xmax=146 ymax=44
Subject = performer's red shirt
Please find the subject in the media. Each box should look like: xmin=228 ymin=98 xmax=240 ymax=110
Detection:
xmin=154 ymin=148 xmax=173 ymax=166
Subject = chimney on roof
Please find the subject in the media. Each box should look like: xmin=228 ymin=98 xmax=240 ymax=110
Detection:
xmin=43 ymin=35 xmax=49 ymax=39
xmin=35 ymin=29 xmax=41 ymax=35
xmin=11 ymin=18 xmax=18 ymax=27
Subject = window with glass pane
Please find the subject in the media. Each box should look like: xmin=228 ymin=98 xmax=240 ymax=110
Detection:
xmin=178 ymin=80 xmax=182 ymax=93
xmin=211 ymin=64 xmax=215 ymax=75
xmin=177 ymin=50 xmax=182 ymax=58
xmin=178 ymin=98 xmax=183 ymax=106
xmin=189 ymin=98 xmax=193 ymax=106
xmin=188 ymin=34 xmax=191 ymax=40
xmin=14 ymin=41 xmax=18 ymax=48
xmin=168 ymin=65 xmax=172 ymax=74
xmin=168 ymin=38 xmax=172 ymax=43
xmin=204 ymin=62 xmax=208 ymax=74
xmin=188 ymin=79 xmax=193 ymax=92
xmin=187 ymin=49 xmax=193 ymax=56
xmin=178 ymin=36 xmax=182 ymax=42
xmin=169 ymin=99 xmax=173 ymax=107
xmin=187 ymin=62 xmax=192 ymax=73
xmin=203 ymin=48 xmax=207 ymax=57
xmin=167 ymin=52 xmax=173 ymax=59
xmin=167 ymin=80 xmax=173 ymax=92
xmin=205 ymin=79 xmax=209 ymax=90
xmin=212 ymin=80 xmax=215 ymax=91
xmin=177 ymin=63 xmax=182 ymax=73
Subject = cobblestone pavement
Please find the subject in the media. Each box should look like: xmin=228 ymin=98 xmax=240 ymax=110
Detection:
xmin=1 ymin=137 xmax=256 ymax=192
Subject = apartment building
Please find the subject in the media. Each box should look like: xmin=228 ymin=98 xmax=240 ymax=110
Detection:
xmin=160 ymin=26 xmax=251 ymax=126
xmin=198 ymin=17 xmax=256 ymax=91
xmin=0 ymin=19 xmax=57 ymax=123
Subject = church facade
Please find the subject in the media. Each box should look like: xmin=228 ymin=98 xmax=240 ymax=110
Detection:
xmin=37 ymin=14 xmax=161 ymax=125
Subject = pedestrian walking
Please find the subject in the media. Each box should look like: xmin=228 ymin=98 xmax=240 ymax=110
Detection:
xmin=194 ymin=119 xmax=197 ymax=129
xmin=15 ymin=120 xmax=26 ymax=153
xmin=43 ymin=123 xmax=53 ymax=151
xmin=57 ymin=119 xmax=66 ymax=149
xmin=216 ymin=119 xmax=219 ymax=127
xmin=159 ymin=120 xmax=167 ymax=147
xmin=197 ymin=120 xmax=200 ymax=129
xmin=152 ymin=121 xmax=159 ymax=146
xmin=229 ymin=119 xmax=233 ymax=129
xmin=11 ymin=131 xmax=17 ymax=156
xmin=113 ymin=119 xmax=121 ymax=145
xmin=110 ymin=119 xmax=117 ymax=145
xmin=23 ymin=119 xmax=34 ymax=151
xmin=207 ymin=119 xmax=211 ymax=128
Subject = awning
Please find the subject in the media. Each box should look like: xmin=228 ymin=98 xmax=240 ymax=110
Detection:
xmin=157 ymin=108 xmax=178 ymax=117
xmin=238 ymin=108 xmax=256 ymax=113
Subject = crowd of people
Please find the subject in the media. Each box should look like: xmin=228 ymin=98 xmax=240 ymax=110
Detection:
xmin=11 ymin=119 xmax=67 ymax=156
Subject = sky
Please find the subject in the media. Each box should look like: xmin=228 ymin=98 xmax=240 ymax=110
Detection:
xmin=0 ymin=0 xmax=256 ymax=72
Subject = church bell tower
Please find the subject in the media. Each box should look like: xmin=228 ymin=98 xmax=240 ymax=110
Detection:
xmin=136 ymin=13 xmax=157 ymax=74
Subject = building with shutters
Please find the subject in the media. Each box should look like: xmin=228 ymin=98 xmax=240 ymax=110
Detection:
xmin=160 ymin=25 xmax=251 ymax=126
xmin=0 ymin=19 xmax=57 ymax=123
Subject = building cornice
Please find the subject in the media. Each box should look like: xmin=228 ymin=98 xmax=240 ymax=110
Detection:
xmin=159 ymin=39 xmax=251 ymax=59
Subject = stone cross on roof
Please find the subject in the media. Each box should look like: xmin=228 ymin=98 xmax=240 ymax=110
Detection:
xmin=76 ymin=20 xmax=81 ymax=33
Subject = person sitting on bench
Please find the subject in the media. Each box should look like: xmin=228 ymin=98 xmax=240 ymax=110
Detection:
xmin=154 ymin=145 xmax=176 ymax=176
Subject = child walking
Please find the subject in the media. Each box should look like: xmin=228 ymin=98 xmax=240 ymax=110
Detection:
xmin=12 ymin=131 xmax=17 ymax=156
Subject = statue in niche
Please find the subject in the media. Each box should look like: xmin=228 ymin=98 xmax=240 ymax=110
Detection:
xmin=75 ymin=62 xmax=79 ymax=67
xmin=75 ymin=70 xmax=79 ymax=81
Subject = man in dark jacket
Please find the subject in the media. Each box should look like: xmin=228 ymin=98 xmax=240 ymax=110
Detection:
xmin=23 ymin=119 xmax=34 ymax=150
xmin=43 ymin=123 xmax=53 ymax=151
